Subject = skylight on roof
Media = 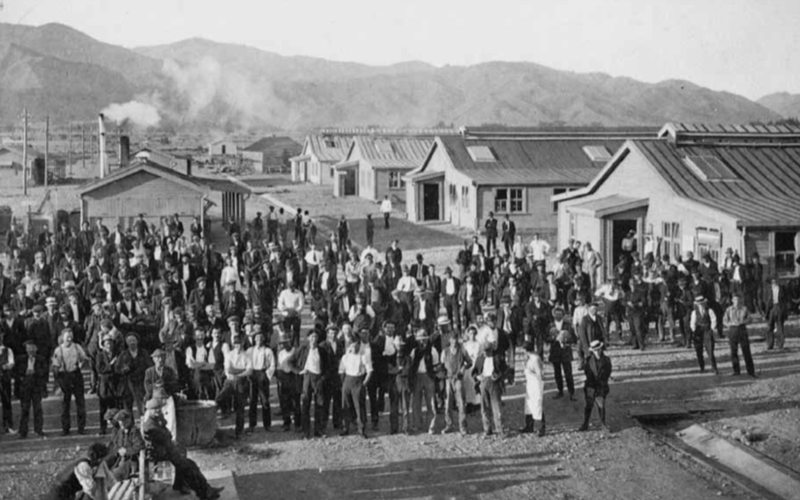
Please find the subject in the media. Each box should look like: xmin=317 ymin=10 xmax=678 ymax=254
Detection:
xmin=685 ymin=155 xmax=739 ymax=182
xmin=375 ymin=140 xmax=394 ymax=155
xmin=323 ymin=138 xmax=337 ymax=148
xmin=467 ymin=145 xmax=496 ymax=162
xmin=582 ymin=145 xmax=612 ymax=162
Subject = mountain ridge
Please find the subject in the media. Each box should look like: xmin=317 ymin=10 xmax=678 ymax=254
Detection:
xmin=0 ymin=22 xmax=784 ymax=131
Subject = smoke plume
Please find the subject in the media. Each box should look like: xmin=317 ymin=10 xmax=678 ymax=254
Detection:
xmin=102 ymin=101 xmax=161 ymax=128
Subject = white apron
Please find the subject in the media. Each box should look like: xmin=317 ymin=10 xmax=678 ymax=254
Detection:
xmin=463 ymin=340 xmax=481 ymax=405
xmin=524 ymin=353 xmax=545 ymax=420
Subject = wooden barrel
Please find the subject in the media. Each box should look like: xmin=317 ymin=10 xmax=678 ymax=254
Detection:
xmin=175 ymin=400 xmax=218 ymax=447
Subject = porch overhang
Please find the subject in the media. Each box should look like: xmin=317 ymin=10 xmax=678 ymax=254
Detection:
xmin=403 ymin=170 xmax=444 ymax=183
xmin=334 ymin=160 xmax=359 ymax=171
xmin=567 ymin=195 xmax=649 ymax=218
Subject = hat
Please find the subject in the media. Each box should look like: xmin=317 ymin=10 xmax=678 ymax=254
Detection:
xmin=15 ymin=284 xmax=25 ymax=292
xmin=152 ymin=386 xmax=170 ymax=400
xmin=150 ymin=348 xmax=166 ymax=358
xmin=64 ymin=280 xmax=76 ymax=289
xmin=694 ymin=295 xmax=707 ymax=303
xmin=161 ymin=296 xmax=172 ymax=305
xmin=173 ymin=306 xmax=184 ymax=315
xmin=23 ymin=339 xmax=37 ymax=348
xmin=278 ymin=332 xmax=291 ymax=344
xmin=104 ymin=409 xmax=118 ymax=421
xmin=589 ymin=340 xmax=604 ymax=351
xmin=326 ymin=324 xmax=339 ymax=333
xmin=114 ymin=410 xmax=133 ymax=422
xmin=415 ymin=329 xmax=429 ymax=340
xmin=145 ymin=398 xmax=164 ymax=410
xmin=436 ymin=316 xmax=450 ymax=326
xmin=196 ymin=276 xmax=206 ymax=284
xmin=227 ymin=315 xmax=240 ymax=325
xmin=45 ymin=297 xmax=57 ymax=305
xmin=32 ymin=305 xmax=44 ymax=313
xmin=231 ymin=334 xmax=244 ymax=345
xmin=226 ymin=278 xmax=237 ymax=286
xmin=122 ymin=285 xmax=133 ymax=294
xmin=125 ymin=332 xmax=139 ymax=342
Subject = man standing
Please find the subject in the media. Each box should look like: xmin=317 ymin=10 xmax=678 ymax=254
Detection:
xmin=266 ymin=206 xmax=279 ymax=244
xmin=380 ymin=195 xmax=393 ymax=229
xmin=215 ymin=335 xmax=252 ymax=438
xmin=472 ymin=325 xmax=506 ymax=438
xmin=339 ymin=329 xmax=372 ymax=437
xmin=440 ymin=333 xmax=472 ymax=435
xmin=116 ymin=333 xmax=152 ymax=418
xmin=723 ymin=294 xmax=755 ymax=377
xmin=528 ymin=234 xmax=550 ymax=270
xmin=501 ymin=214 xmax=516 ymax=257
xmin=548 ymin=307 xmax=576 ymax=400
xmin=764 ymin=277 xmax=788 ymax=351
xmin=247 ymin=331 xmax=275 ymax=433
xmin=484 ymin=212 xmax=498 ymax=257
xmin=577 ymin=302 xmax=605 ymax=367
xmin=578 ymin=340 xmax=612 ymax=432
xmin=690 ymin=296 xmax=718 ymax=374
xmin=366 ymin=214 xmax=375 ymax=247
xmin=370 ymin=321 xmax=399 ymax=433
xmin=17 ymin=340 xmax=46 ymax=438
xmin=51 ymin=329 xmax=89 ymax=435
xmin=297 ymin=330 xmax=328 ymax=438
xmin=278 ymin=281 xmax=305 ymax=346
xmin=410 ymin=329 xmax=440 ymax=434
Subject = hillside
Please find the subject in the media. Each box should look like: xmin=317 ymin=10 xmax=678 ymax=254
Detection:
xmin=757 ymin=92 xmax=800 ymax=119
xmin=0 ymin=22 xmax=784 ymax=130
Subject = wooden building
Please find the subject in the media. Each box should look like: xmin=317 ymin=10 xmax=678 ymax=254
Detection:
xmin=290 ymin=134 xmax=351 ymax=185
xmin=333 ymin=135 xmax=434 ymax=202
xmin=76 ymin=162 xmax=251 ymax=232
xmin=0 ymin=144 xmax=42 ymax=182
xmin=242 ymin=136 xmax=302 ymax=174
xmin=131 ymin=147 xmax=192 ymax=175
xmin=404 ymin=127 xmax=657 ymax=239
xmin=555 ymin=123 xmax=800 ymax=282
xmin=207 ymin=138 xmax=247 ymax=156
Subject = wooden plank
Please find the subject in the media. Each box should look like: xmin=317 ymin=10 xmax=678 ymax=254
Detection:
xmin=678 ymin=424 xmax=800 ymax=500
xmin=628 ymin=402 xmax=690 ymax=419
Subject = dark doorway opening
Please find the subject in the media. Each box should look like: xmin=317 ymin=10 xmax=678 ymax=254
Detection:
xmin=423 ymin=183 xmax=440 ymax=221
xmin=612 ymin=219 xmax=638 ymax=267
xmin=342 ymin=170 xmax=356 ymax=196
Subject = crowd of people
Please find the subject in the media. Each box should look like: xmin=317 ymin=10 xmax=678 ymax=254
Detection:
xmin=0 ymin=204 xmax=791 ymax=497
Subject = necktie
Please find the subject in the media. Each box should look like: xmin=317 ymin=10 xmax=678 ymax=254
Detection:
xmin=417 ymin=266 xmax=423 ymax=280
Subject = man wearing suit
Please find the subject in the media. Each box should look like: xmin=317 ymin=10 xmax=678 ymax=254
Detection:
xmin=0 ymin=263 xmax=11 ymax=305
xmin=409 ymin=254 xmax=429 ymax=287
xmin=425 ymin=264 xmax=443 ymax=318
xmin=501 ymin=214 xmax=516 ymax=256
xmin=412 ymin=286 xmax=437 ymax=333
xmin=17 ymin=340 xmax=46 ymax=438
xmin=484 ymin=212 xmax=498 ymax=257
xmin=577 ymin=302 xmax=606 ymax=367
xmin=144 ymin=349 xmax=181 ymax=401
xmin=548 ymin=307 xmax=576 ymax=400
xmin=296 ymin=330 xmax=330 ymax=438
xmin=441 ymin=267 xmax=461 ymax=330
xmin=459 ymin=274 xmax=482 ymax=327
xmin=764 ymin=277 xmax=789 ymax=350
xmin=188 ymin=277 xmax=215 ymax=323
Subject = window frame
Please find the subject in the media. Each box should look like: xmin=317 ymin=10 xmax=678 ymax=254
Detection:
xmin=774 ymin=231 xmax=797 ymax=274
xmin=493 ymin=187 xmax=525 ymax=214
xmin=388 ymin=171 xmax=405 ymax=190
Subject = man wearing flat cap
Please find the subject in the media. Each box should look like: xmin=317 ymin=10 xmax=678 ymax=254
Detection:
xmin=578 ymin=340 xmax=612 ymax=432
xmin=105 ymin=409 xmax=144 ymax=481
xmin=17 ymin=340 xmax=46 ymax=438
xmin=690 ymin=295 xmax=718 ymax=374
xmin=215 ymin=334 xmax=252 ymax=438
xmin=116 ymin=332 xmax=152 ymax=418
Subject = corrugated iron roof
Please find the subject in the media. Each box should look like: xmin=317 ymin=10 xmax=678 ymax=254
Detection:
xmin=352 ymin=136 xmax=433 ymax=169
xmin=307 ymin=135 xmax=351 ymax=163
xmin=243 ymin=136 xmax=303 ymax=155
xmin=634 ymin=140 xmax=800 ymax=227
xmin=78 ymin=162 xmax=251 ymax=196
xmin=438 ymin=135 xmax=627 ymax=186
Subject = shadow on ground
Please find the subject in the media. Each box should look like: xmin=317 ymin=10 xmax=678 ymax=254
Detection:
xmin=234 ymin=451 xmax=567 ymax=500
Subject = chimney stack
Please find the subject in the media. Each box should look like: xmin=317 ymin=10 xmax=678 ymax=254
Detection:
xmin=119 ymin=135 xmax=130 ymax=169
xmin=98 ymin=114 xmax=107 ymax=178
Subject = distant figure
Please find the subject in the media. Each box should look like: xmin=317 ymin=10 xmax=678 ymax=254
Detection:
xmin=366 ymin=214 xmax=375 ymax=247
xmin=621 ymin=230 xmax=637 ymax=257
xmin=380 ymin=195 xmax=393 ymax=229
xmin=501 ymin=214 xmax=516 ymax=256
xmin=578 ymin=340 xmax=612 ymax=432
xmin=484 ymin=212 xmax=498 ymax=257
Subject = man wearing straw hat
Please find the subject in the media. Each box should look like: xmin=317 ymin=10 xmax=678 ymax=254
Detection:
xmin=578 ymin=340 xmax=612 ymax=432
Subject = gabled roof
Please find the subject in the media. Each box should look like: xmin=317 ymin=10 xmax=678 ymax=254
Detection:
xmin=0 ymin=144 xmax=44 ymax=158
xmin=243 ymin=136 xmax=303 ymax=156
xmin=558 ymin=134 xmax=800 ymax=228
xmin=131 ymin=147 xmax=182 ymax=169
xmin=77 ymin=162 xmax=251 ymax=196
xmin=306 ymin=135 xmax=351 ymax=163
xmin=428 ymin=134 xmax=631 ymax=186
xmin=347 ymin=136 xmax=434 ymax=169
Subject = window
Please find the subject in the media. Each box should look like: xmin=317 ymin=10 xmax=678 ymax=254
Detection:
xmin=685 ymin=155 xmax=739 ymax=182
xmin=775 ymin=231 xmax=797 ymax=274
xmin=388 ymin=171 xmax=405 ymax=190
xmin=330 ymin=165 xmax=334 ymax=178
xmin=461 ymin=186 xmax=469 ymax=209
xmin=467 ymin=145 xmax=496 ymax=162
xmin=375 ymin=140 xmax=394 ymax=155
xmin=569 ymin=213 xmax=577 ymax=239
xmin=695 ymin=227 xmax=722 ymax=262
xmin=449 ymin=184 xmax=457 ymax=205
xmin=582 ymin=145 xmax=612 ymax=162
xmin=494 ymin=188 xmax=524 ymax=214
xmin=324 ymin=137 xmax=336 ymax=148
xmin=552 ymin=187 xmax=575 ymax=213
xmin=662 ymin=222 xmax=682 ymax=260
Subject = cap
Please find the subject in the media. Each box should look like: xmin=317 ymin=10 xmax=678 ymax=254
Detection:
xmin=45 ymin=297 xmax=57 ymax=305
xmin=114 ymin=409 xmax=133 ymax=422
xmin=23 ymin=339 xmax=37 ymax=348
xmin=589 ymin=340 xmax=604 ymax=351
xmin=436 ymin=316 xmax=450 ymax=326
xmin=152 ymin=386 xmax=170 ymax=400
xmin=694 ymin=295 xmax=707 ymax=303
xmin=231 ymin=334 xmax=243 ymax=345
xmin=104 ymin=409 xmax=119 ymax=421
xmin=125 ymin=332 xmax=139 ymax=342
xmin=325 ymin=324 xmax=339 ymax=333
xmin=32 ymin=305 xmax=44 ymax=313
xmin=415 ymin=329 xmax=429 ymax=340
xmin=150 ymin=348 xmax=166 ymax=358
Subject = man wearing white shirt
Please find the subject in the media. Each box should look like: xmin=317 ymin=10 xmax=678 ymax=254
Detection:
xmin=186 ymin=331 xmax=214 ymax=400
xmin=338 ymin=330 xmax=372 ymax=437
xmin=215 ymin=335 xmax=252 ymax=438
xmin=276 ymin=332 xmax=301 ymax=431
xmin=278 ymin=282 xmax=305 ymax=346
xmin=304 ymin=242 xmax=323 ymax=294
xmin=247 ymin=332 xmax=275 ymax=433
xmin=297 ymin=330 xmax=329 ymax=438
xmin=528 ymin=234 xmax=551 ymax=268
xmin=379 ymin=195 xmax=393 ymax=229
xmin=410 ymin=329 xmax=440 ymax=434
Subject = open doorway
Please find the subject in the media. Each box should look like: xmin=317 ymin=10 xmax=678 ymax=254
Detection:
xmin=423 ymin=183 xmax=440 ymax=221
xmin=611 ymin=219 xmax=638 ymax=267
xmin=341 ymin=169 xmax=356 ymax=196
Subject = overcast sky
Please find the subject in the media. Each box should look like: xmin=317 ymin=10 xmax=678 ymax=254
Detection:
xmin=3 ymin=0 xmax=798 ymax=100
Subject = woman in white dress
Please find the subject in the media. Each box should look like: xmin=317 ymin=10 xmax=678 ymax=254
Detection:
xmin=462 ymin=325 xmax=482 ymax=411
xmin=520 ymin=341 xmax=545 ymax=436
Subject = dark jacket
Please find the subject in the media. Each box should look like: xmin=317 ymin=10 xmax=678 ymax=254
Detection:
xmin=584 ymin=353 xmax=612 ymax=396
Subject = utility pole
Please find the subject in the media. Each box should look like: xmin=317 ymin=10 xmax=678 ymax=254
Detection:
xmin=68 ymin=122 xmax=72 ymax=176
xmin=81 ymin=123 xmax=86 ymax=172
xmin=44 ymin=115 xmax=49 ymax=189
xmin=22 ymin=108 xmax=27 ymax=196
